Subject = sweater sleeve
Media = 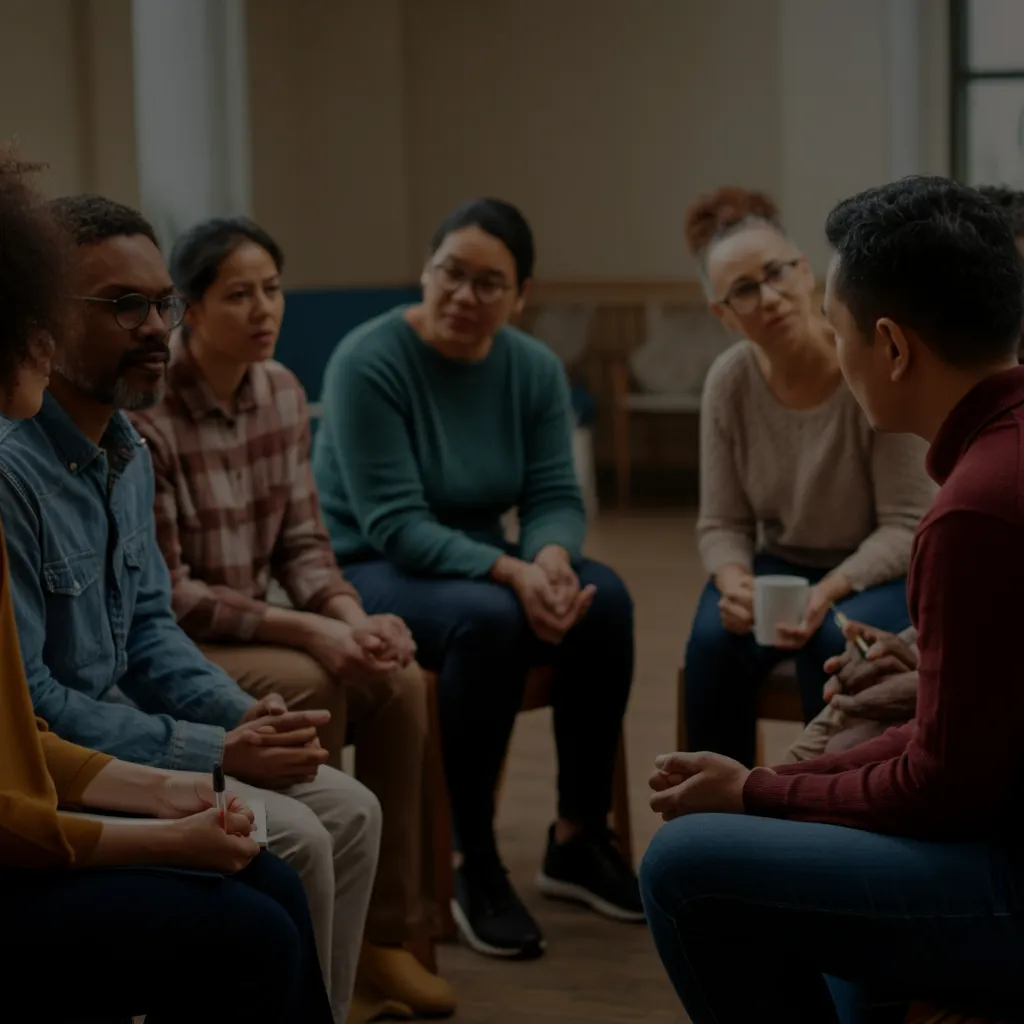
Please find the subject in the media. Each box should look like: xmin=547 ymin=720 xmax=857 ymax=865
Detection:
xmin=695 ymin=367 xmax=756 ymax=576
xmin=517 ymin=360 xmax=586 ymax=562
xmin=743 ymin=512 xmax=1023 ymax=839
xmin=326 ymin=345 xmax=505 ymax=578
xmin=833 ymin=432 xmax=935 ymax=591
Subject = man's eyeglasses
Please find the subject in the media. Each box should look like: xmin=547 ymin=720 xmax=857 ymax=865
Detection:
xmin=69 ymin=293 xmax=187 ymax=331
xmin=431 ymin=261 xmax=513 ymax=305
xmin=719 ymin=259 xmax=802 ymax=316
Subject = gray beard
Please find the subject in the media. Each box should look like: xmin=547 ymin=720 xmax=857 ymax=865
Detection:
xmin=54 ymin=355 xmax=163 ymax=411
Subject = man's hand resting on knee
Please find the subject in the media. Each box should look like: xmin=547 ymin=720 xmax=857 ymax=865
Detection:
xmin=298 ymin=616 xmax=407 ymax=681
xmin=222 ymin=708 xmax=332 ymax=789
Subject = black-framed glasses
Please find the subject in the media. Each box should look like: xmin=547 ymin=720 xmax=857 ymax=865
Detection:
xmin=719 ymin=259 xmax=802 ymax=315
xmin=69 ymin=293 xmax=187 ymax=331
xmin=431 ymin=261 xmax=513 ymax=304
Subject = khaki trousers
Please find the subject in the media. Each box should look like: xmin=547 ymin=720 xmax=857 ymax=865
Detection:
xmin=202 ymin=644 xmax=436 ymax=945
xmin=784 ymin=703 xmax=891 ymax=763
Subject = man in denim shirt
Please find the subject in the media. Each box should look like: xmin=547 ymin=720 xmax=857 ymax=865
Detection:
xmin=0 ymin=195 xmax=378 ymax=1023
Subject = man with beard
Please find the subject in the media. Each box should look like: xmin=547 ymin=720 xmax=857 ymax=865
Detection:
xmin=0 ymin=194 xmax=380 ymax=1024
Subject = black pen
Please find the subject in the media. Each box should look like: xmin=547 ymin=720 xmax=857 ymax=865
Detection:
xmin=213 ymin=763 xmax=227 ymax=832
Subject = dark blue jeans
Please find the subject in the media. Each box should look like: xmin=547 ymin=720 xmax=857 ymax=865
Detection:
xmin=640 ymin=814 xmax=1024 ymax=1024
xmin=345 ymin=553 xmax=634 ymax=866
xmin=685 ymin=554 xmax=910 ymax=766
xmin=2 ymin=851 xmax=332 ymax=1023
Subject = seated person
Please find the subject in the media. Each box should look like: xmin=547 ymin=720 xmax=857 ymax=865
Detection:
xmin=0 ymin=193 xmax=378 ymax=1024
xmin=0 ymin=155 xmax=331 ymax=1023
xmin=683 ymin=186 xmax=936 ymax=766
xmin=785 ymin=623 xmax=919 ymax=762
xmin=643 ymin=178 xmax=1024 ymax=1022
xmin=786 ymin=183 xmax=1024 ymax=766
xmin=130 ymin=215 xmax=452 ymax=1018
xmin=312 ymin=198 xmax=641 ymax=959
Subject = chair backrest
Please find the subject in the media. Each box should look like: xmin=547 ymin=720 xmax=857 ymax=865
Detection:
xmin=629 ymin=304 xmax=730 ymax=396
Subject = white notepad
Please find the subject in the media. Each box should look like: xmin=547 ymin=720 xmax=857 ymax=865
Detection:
xmin=64 ymin=799 xmax=269 ymax=847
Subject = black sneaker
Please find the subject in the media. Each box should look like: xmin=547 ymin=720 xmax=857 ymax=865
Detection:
xmin=536 ymin=825 xmax=646 ymax=922
xmin=452 ymin=861 xmax=546 ymax=960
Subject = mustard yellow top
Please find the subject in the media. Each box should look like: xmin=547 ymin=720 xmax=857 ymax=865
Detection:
xmin=0 ymin=520 xmax=112 ymax=867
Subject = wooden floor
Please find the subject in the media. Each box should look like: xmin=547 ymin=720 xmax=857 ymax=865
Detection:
xmin=435 ymin=511 xmax=801 ymax=1023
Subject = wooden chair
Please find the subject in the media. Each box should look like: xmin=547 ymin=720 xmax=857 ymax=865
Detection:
xmin=676 ymin=659 xmax=804 ymax=765
xmin=425 ymin=666 xmax=633 ymax=941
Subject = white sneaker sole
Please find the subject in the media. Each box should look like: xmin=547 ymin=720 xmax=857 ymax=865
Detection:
xmin=535 ymin=872 xmax=647 ymax=923
xmin=449 ymin=898 xmax=547 ymax=960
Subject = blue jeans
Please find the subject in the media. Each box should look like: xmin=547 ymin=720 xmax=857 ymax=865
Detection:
xmin=640 ymin=814 xmax=1024 ymax=1024
xmin=344 ymin=553 xmax=634 ymax=866
xmin=1 ymin=851 xmax=332 ymax=1023
xmin=685 ymin=555 xmax=910 ymax=766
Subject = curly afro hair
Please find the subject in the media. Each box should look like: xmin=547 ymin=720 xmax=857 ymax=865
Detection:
xmin=0 ymin=154 xmax=66 ymax=395
xmin=684 ymin=186 xmax=782 ymax=259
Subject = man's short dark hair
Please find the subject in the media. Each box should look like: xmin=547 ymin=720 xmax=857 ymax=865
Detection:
xmin=825 ymin=177 xmax=1024 ymax=367
xmin=977 ymin=184 xmax=1024 ymax=239
xmin=48 ymin=193 xmax=159 ymax=249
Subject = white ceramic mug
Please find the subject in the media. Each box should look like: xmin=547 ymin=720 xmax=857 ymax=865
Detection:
xmin=753 ymin=575 xmax=810 ymax=647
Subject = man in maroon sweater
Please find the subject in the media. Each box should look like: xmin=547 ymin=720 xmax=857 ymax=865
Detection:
xmin=641 ymin=177 xmax=1024 ymax=1023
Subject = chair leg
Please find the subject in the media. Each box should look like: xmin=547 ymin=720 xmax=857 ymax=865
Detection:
xmin=611 ymin=362 xmax=632 ymax=508
xmin=426 ymin=674 xmax=457 ymax=942
xmin=611 ymin=731 xmax=633 ymax=867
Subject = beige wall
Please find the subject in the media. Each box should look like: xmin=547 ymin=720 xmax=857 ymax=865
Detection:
xmin=248 ymin=0 xmax=410 ymax=287
xmin=404 ymin=0 xmax=782 ymax=281
xmin=0 ymin=0 xmax=137 ymax=203
xmin=249 ymin=0 xmax=949 ymax=287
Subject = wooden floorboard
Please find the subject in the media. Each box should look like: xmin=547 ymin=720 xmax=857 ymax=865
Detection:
xmin=435 ymin=511 xmax=801 ymax=1023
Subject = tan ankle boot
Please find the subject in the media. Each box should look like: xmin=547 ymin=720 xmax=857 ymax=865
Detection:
xmin=358 ymin=942 xmax=457 ymax=1018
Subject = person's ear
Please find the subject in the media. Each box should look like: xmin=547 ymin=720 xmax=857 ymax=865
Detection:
xmin=512 ymin=278 xmax=532 ymax=317
xmin=710 ymin=301 xmax=740 ymax=334
xmin=876 ymin=318 xmax=910 ymax=382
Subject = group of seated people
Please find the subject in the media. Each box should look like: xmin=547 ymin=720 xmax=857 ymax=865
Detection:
xmin=1 ymin=143 xmax=1023 ymax=1024
xmin=0 ymin=159 xmax=639 ymax=1023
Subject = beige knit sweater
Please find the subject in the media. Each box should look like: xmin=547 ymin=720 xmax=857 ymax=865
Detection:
xmin=697 ymin=341 xmax=937 ymax=591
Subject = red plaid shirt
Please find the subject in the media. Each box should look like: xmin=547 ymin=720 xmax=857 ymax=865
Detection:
xmin=131 ymin=336 xmax=358 ymax=642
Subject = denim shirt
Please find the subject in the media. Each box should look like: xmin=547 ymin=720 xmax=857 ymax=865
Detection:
xmin=0 ymin=394 xmax=254 ymax=770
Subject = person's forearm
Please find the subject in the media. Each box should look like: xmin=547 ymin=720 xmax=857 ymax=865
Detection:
xmin=323 ymin=594 xmax=368 ymax=627
xmin=815 ymin=571 xmax=853 ymax=605
xmin=534 ymin=544 xmax=571 ymax=565
xmin=255 ymin=605 xmax=323 ymax=649
xmin=89 ymin=818 xmax=183 ymax=867
xmin=713 ymin=563 xmax=753 ymax=592
xmin=77 ymin=758 xmax=173 ymax=816
xmin=490 ymin=553 xmax=527 ymax=587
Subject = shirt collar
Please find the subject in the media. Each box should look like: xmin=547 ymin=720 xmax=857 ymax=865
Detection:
xmin=36 ymin=392 xmax=146 ymax=475
xmin=168 ymin=331 xmax=271 ymax=423
xmin=927 ymin=365 xmax=1024 ymax=484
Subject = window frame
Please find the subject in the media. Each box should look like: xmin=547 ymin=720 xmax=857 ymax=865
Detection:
xmin=950 ymin=0 xmax=1024 ymax=181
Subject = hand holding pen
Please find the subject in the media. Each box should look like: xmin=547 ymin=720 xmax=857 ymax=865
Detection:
xmin=823 ymin=615 xmax=918 ymax=701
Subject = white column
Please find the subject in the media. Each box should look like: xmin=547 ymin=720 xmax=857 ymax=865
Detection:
xmin=131 ymin=0 xmax=251 ymax=249
xmin=885 ymin=0 xmax=922 ymax=181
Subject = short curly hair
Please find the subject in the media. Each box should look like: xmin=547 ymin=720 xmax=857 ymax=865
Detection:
xmin=0 ymin=155 xmax=66 ymax=396
xmin=48 ymin=192 xmax=158 ymax=248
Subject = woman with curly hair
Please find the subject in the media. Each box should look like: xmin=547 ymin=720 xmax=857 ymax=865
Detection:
xmin=681 ymin=187 xmax=935 ymax=767
xmin=0 ymin=157 xmax=332 ymax=1023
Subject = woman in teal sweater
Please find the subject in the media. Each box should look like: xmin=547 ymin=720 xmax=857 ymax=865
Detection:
xmin=313 ymin=199 xmax=640 ymax=960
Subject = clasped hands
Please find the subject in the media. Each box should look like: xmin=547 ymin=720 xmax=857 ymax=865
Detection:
xmin=222 ymin=693 xmax=331 ymax=790
xmin=302 ymin=612 xmax=417 ymax=681
xmin=512 ymin=545 xmax=595 ymax=645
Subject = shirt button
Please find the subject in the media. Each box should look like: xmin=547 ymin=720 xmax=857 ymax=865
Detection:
xmin=71 ymin=583 xmax=81 ymax=595
xmin=68 ymin=462 xmax=77 ymax=472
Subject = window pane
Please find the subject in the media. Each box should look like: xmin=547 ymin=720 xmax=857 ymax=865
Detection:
xmin=968 ymin=0 xmax=1024 ymax=71
xmin=966 ymin=80 xmax=1024 ymax=186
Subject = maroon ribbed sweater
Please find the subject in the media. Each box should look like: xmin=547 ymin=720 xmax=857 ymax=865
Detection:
xmin=744 ymin=367 xmax=1024 ymax=841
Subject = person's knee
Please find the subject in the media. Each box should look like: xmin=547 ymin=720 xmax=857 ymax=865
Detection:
xmin=266 ymin=648 xmax=338 ymax=711
xmin=640 ymin=815 xmax=732 ymax=912
xmin=578 ymin=561 xmax=634 ymax=629
xmin=318 ymin=767 xmax=383 ymax=858
xmin=450 ymin=584 xmax=526 ymax=646
xmin=277 ymin=798 xmax=337 ymax=881
xmin=380 ymin=661 xmax=428 ymax=722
